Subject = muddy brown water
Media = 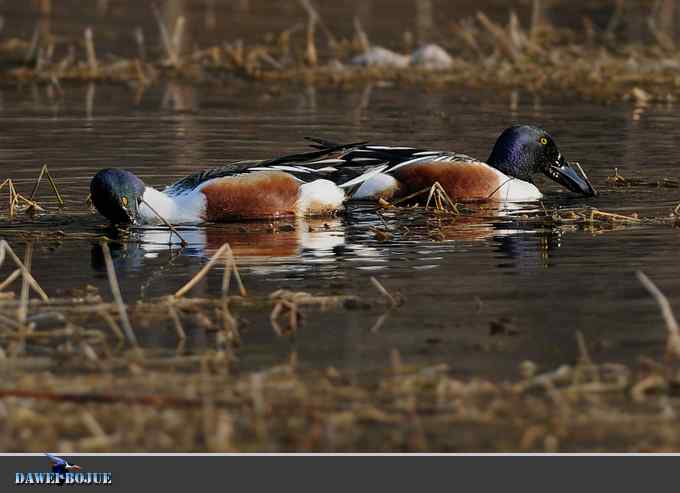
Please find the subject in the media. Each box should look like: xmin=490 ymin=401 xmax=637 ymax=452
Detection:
xmin=1 ymin=79 xmax=679 ymax=381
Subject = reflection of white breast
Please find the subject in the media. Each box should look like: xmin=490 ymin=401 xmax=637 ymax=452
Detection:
xmin=299 ymin=228 xmax=345 ymax=253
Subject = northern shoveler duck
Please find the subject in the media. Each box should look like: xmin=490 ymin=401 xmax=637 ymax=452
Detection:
xmin=90 ymin=143 xmax=386 ymax=225
xmin=309 ymin=125 xmax=597 ymax=202
xmin=45 ymin=454 xmax=81 ymax=474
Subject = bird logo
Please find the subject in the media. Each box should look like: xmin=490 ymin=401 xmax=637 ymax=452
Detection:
xmin=45 ymin=453 xmax=82 ymax=475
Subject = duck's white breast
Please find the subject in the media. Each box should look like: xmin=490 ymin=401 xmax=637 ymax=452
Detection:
xmin=139 ymin=187 xmax=207 ymax=225
xmin=487 ymin=172 xmax=543 ymax=202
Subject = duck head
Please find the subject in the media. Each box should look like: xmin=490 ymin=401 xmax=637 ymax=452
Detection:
xmin=90 ymin=169 xmax=146 ymax=224
xmin=487 ymin=125 xmax=597 ymax=197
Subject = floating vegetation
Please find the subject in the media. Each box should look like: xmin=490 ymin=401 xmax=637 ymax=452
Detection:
xmin=608 ymin=168 xmax=680 ymax=189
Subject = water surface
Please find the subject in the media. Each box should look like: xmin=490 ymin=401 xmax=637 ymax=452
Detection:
xmin=1 ymin=80 xmax=679 ymax=379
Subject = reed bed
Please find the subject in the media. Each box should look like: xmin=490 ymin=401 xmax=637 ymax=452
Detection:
xmin=2 ymin=3 xmax=680 ymax=103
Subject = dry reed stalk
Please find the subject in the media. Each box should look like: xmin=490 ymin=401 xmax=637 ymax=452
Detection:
xmin=167 ymin=298 xmax=186 ymax=340
xmin=390 ymin=186 xmax=433 ymax=206
xmin=354 ymin=17 xmax=370 ymax=53
xmin=270 ymin=298 xmax=300 ymax=336
xmin=84 ymin=27 xmax=98 ymax=76
xmin=100 ymin=241 xmax=137 ymax=346
xmin=221 ymin=298 xmax=239 ymax=345
xmin=29 ymin=164 xmax=64 ymax=207
xmin=17 ymin=243 xmax=32 ymax=325
xmin=575 ymin=331 xmax=594 ymax=367
xmin=139 ymin=198 xmax=187 ymax=246
xmin=15 ymin=194 xmax=45 ymax=213
xmin=370 ymin=276 xmax=398 ymax=307
xmin=221 ymin=252 xmax=232 ymax=297
xmin=530 ymin=0 xmax=543 ymax=41
xmin=174 ymin=243 xmax=245 ymax=298
xmin=86 ymin=83 xmax=95 ymax=120
xmin=250 ymin=372 xmax=268 ymax=442
xmin=0 ymin=312 xmax=21 ymax=329
xmin=227 ymin=244 xmax=246 ymax=297
xmin=81 ymin=411 xmax=107 ymax=438
xmin=425 ymin=182 xmax=459 ymax=213
xmin=636 ymin=271 xmax=680 ymax=359
xmin=476 ymin=12 xmax=520 ymax=62
xmin=0 ymin=268 xmax=21 ymax=292
xmin=134 ymin=26 xmax=146 ymax=61
xmin=369 ymin=311 xmax=390 ymax=333
xmin=298 ymin=0 xmax=337 ymax=48
xmin=171 ymin=16 xmax=185 ymax=65
xmin=305 ymin=15 xmax=318 ymax=66
xmin=8 ymin=179 xmax=17 ymax=217
xmin=25 ymin=23 xmax=40 ymax=63
xmin=589 ymin=209 xmax=639 ymax=223
xmin=0 ymin=241 xmax=48 ymax=301
xmin=152 ymin=4 xmax=178 ymax=65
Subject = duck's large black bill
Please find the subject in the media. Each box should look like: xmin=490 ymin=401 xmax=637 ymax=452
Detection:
xmin=544 ymin=156 xmax=597 ymax=197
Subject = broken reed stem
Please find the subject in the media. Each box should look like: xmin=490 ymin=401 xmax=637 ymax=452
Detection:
xmin=228 ymin=245 xmax=247 ymax=297
xmin=15 ymin=194 xmax=45 ymax=212
xmin=97 ymin=308 xmax=124 ymax=341
xmin=575 ymin=330 xmax=594 ymax=367
xmin=390 ymin=186 xmax=437 ymax=206
xmin=305 ymin=12 xmax=318 ymax=66
xmin=29 ymin=164 xmax=64 ymax=207
xmin=134 ymin=26 xmax=146 ymax=61
xmin=221 ymin=297 xmax=239 ymax=344
xmin=174 ymin=243 xmax=246 ymax=298
xmin=0 ymin=241 xmax=48 ymax=301
xmin=84 ymin=27 xmax=98 ymax=76
xmin=221 ymin=254 xmax=232 ymax=297
xmin=636 ymin=270 xmax=680 ymax=359
xmin=354 ymin=17 xmax=370 ymax=53
xmin=589 ymin=209 xmax=640 ymax=223
xmin=139 ymin=198 xmax=187 ymax=246
xmin=298 ymin=0 xmax=337 ymax=47
xmin=100 ymin=241 xmax=137 ymax=346
xmin=167 ymin=299 xmax=186 ymax=340
xmin=370 ymin=276 xmax=398 ymax=307
xmin=425 ymin=182 xmax=459 ymax=213
xmin=8 ymin=179 xmax=17 ymax=217
xmin=17 ymin=243 xmax=32 ymax=325
xmin=152 ymin=4 xmax=177 ymax=65
xmin=171 ymin=16 xmax=185 ymax=65
xmin=0 ymin=268 xmax=21 ymax=291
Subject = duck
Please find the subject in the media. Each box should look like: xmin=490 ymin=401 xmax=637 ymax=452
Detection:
xmin=309 ymin=125 xmax=597 ymax=202
xmin=89 ymin=143 xmax=386 ymax=225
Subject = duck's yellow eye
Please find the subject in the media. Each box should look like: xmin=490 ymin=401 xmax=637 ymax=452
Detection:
xmin=121 ymin=196 xmax=128 ymax=207
xmin=540 ymin=137 xmax=548 ymax=145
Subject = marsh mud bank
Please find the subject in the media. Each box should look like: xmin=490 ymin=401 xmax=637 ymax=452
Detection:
xmin=3 ymin=1 xmax=680 ymax=102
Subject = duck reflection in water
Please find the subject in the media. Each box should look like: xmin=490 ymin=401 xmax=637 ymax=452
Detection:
xmin=91 ymin=217 xmax=348 ymax=276
xmin=91 ymin=202 xmax=564 ymax=282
